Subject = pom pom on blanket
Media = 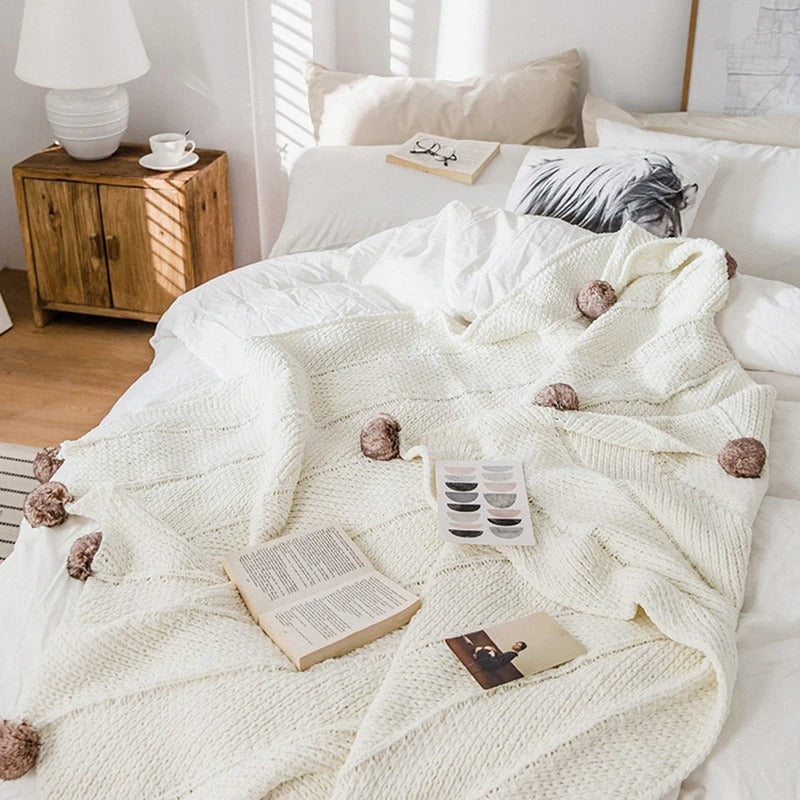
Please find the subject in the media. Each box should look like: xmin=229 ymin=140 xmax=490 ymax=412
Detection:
xmin=725 ymin=252 xmax=738 ymax=279
xmin=360 ymin=414 xmax=401 ymax=461
xmin=23 ymin=481 xmax=73 ymax=528
xmin=32 ymin=445 xmax=63 ymax=483
xmin=535 ymin=383 xmax=580 ymax=411
xmin=66 ymin=532 xmax=103 ymax=581
xmin=718 ymin=437 xmax=766 ymax=478
xmin=577 ymin=280 xmax=617 ymax=320
xmin=0 ymin=719 xmax=40 ymax=780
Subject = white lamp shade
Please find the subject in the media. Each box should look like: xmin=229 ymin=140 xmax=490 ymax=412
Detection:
xmin=15 ymin=0 xmax=150 ymax=89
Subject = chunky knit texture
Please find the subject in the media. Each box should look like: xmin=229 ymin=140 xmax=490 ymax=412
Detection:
xmin=26 ymin=221 xmax=773 ymax=799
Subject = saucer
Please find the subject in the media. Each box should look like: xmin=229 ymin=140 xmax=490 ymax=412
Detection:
xmin=139 ymin=152 xmax=199 ymax=171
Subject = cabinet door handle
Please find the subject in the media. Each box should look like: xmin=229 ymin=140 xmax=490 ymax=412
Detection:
xmin=105 ymin=235 xmax=120 ymax=260
xmin=89 ymin=233 xmax=103 ymax=259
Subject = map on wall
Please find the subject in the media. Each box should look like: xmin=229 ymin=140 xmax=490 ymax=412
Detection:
xmin=725 ymin=1 xmax=800 ymax=113
xmin=687 ymin=0 xmax=800 ymax=114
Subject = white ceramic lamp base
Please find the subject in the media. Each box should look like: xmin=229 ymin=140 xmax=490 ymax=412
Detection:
xmin=45 ymin=85 xmax=129 ymax=160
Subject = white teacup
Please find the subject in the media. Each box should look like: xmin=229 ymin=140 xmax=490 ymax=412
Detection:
xmin=148 ymin=133 xmax=196 ymax=166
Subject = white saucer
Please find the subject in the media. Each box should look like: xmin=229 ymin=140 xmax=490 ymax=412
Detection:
xmin=139 ymin=152 xmax=199 ymax=171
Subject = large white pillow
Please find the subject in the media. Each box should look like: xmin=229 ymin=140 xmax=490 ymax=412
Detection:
xmin=583 ymin=93 xmax=800 ymax=148
xmin=717 ymin=274 xmax=800 ymax=374
xmin=596 ymin=119 xmax=800 ymax=285
xmin=270 ymin=145 xmax=532 ymax=257
xmin=304 ymin=50 xmax=580 ymax=147
xmin=505 ymin=146 xmax=718 ymax=238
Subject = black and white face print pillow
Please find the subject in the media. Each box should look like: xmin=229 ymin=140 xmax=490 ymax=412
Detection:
xmin=505 ymin=146 xmax=719 ymax=238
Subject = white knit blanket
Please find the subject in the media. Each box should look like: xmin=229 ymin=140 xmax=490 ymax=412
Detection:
xmin=27 ymin=212 xmax=773 ymax=799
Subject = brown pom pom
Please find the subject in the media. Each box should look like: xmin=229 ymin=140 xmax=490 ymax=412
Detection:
xmin=0 ymin=719 xmax=40 ymax=780
xmin=360 ymin=414 xmax=401 ymax=461
xmin=535 ymin=383 xmax=580 ymax=411
xmin=725 ymin=252 xmax=738 ymax=279
xmin=66 ymin=531 xmax=103 ymax=581
xmin=23 ymin=481 xmax=73 ymax=528
xmin=718 ymin=437 xmax=767 ymax=478
xmin=577 ymin=280 xmax=617 ymax=320
xmin=32 ymin=445 xmax=63 ymax=484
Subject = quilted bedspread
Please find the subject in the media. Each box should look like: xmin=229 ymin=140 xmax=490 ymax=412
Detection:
xmin=26 ymin=208 xmax=773 ymax=799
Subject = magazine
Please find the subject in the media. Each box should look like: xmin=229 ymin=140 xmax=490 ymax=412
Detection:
xmin=223 ymin=525 xmax=420 ymax=670
xmin=386 ymin=132 xmax=500 ymax=184
xmin=445 ymin=612 xmax=587 ymax=690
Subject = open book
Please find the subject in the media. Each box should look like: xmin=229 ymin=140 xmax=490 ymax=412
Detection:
xmin=223 ymin=525 xmax=420 ymax=670
xmin=386 ymin=132 xmax=500 ymax=185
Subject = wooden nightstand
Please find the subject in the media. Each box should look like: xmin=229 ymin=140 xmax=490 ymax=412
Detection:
xmin=13 ymin=144 xmax=234 ymax=326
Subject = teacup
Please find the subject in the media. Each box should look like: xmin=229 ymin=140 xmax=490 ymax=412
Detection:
xmin=148 ymin=133 xmax=196 ymax=166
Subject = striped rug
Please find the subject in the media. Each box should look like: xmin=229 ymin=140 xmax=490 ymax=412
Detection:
xmin=0 ymin=442 xmax=39 ymax=561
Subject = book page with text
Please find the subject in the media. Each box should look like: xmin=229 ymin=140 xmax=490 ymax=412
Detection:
xmin=259 ymin=572 xmax=419 ymax=656
xmin=224 ymin=526 xmax=373 ymax=616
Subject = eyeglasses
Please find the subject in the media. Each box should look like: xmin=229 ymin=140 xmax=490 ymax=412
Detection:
xmin=409 ymin=138 xmax=458 ymax=166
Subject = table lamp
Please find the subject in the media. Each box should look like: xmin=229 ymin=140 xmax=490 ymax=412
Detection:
xmin=15 ymin=0 xmax=150 ymax=161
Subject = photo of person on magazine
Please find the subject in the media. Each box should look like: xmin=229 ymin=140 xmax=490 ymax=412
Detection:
xmin=445 ymin=612 xmax=586 ymax=690
xmin=470 ymin=638 xmax=528 ymax=672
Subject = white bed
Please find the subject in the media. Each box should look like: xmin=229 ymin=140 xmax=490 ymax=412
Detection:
xmin=2 ymin=113 xmax=800 ymax=796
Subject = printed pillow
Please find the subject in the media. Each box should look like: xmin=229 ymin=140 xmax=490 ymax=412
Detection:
xmin=596 ymin=119 xmax=800 ymax=285
xmin=505 ymin=146 xmax=718 ymax=238
xmin=304 ymin=50 xmax=580 ymax=147
xmin=582 ymin=93 xmax=800 ymax=149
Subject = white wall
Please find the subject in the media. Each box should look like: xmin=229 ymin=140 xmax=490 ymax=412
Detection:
xmin=335 ymin=0 xmax=693 ymax=110
xmin=1 ymin=0 xmax=693 ymax=273
xmin=127 ymin=0 xmax=264 ymax=266
xmin=0 ymin=0 xmax=55 ymax=273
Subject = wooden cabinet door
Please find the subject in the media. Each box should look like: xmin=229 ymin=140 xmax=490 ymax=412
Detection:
xmin=99 ymin=185 xmax=190 ymax=315
xmin=24 ymin=179 xmax=111 ymax=307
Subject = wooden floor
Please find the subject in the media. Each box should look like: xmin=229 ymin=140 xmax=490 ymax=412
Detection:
xmin=0 ymin=268 xmax=155 ymax=447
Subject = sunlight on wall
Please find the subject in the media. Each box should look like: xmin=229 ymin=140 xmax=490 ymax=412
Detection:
xmin=390 ymin=0 xmax=415 ymax=75
xmin=435 ymin=0 xmax=489 ymax=78
xmin=270 ymin=0 xmax=316 ymax=156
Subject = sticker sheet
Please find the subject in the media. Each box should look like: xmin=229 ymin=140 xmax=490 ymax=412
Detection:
xmin=435 ymin=460 xmax=535 ymax=546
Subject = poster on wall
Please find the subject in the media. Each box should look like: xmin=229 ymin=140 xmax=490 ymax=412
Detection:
xmin=683 ymin=0 xmax=800 ymax=114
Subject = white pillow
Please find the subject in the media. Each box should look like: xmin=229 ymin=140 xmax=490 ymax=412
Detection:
xmin=596 ymin=119 xmax=800 ymax=285
xmin=582 ymin=93 xmax=800 ymax=149
xmin=270 ymin=145 xmax=532 ymax=257
xmin=717 ymin=274 xmax=800 ymax=375
xmin=505 ymin=146 xmax=718 ymax=238
xmin=304 ymin=50 xmax=581 ymax=147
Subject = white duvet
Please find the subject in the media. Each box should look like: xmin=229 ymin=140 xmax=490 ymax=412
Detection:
xmin=1 ymin=204 xmax=799 ymax=799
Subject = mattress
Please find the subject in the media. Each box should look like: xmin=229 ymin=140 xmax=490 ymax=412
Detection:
xmin=1 ymin=211 xmax=798 ymax=799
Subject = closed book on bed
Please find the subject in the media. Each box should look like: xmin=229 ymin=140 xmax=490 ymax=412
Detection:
xmin=386 ymin=132 xmax=500 ymax=184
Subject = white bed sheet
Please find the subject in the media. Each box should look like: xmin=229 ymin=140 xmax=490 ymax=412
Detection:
xmin=2 ymin=211 xmax=799 ymax=800
xmin=0 ymin=342 xmax=212 ymax=800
